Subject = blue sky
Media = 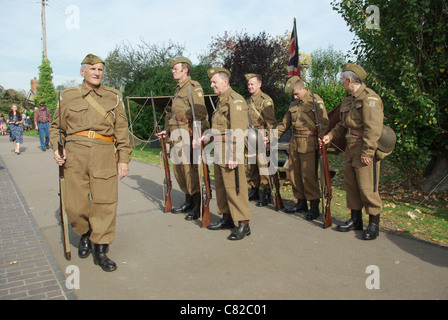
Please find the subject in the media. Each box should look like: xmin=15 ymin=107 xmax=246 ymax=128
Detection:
xmin=0 ymin=0 xmax=355 ymax=93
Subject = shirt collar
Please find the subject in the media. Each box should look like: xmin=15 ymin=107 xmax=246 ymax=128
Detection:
xmin=177 ymin=76 xmax=191 ymax=90
xmin=80 ymin=82 xmax=104 ymax=97
xmin=353 ymin=83 xmax=366 ymax=98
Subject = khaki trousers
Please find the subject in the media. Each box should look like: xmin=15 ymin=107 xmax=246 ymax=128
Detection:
xmin=214 ymin=164 xmax=251 ymax=222
xmin=344 ymin=141 xmax=382 ymax=215
xmin=171 ymin=136 xmax=200 ymax=195
xmin=64 ymin=141 xmax=118 ymax=244
xmin=288 ymin=149 xmax=320 ymax=201
xmin=247 ymin=161 xmax=270 ymax=189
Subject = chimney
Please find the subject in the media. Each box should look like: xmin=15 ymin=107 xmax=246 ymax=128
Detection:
xmin=31 ymin=77 xmax=39 ymax=93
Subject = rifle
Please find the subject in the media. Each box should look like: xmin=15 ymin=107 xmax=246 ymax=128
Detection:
xmin=270 ymin=169 xmax=284 ymax=211
xmin=311 ymin=86 xmax=332 ymax=229
xmin=57 ymin=92 xmax=71 ymax=260
xmin=189 ymin=87 xmax=211 ymax=228
xmin=151 ymin=91 xmax=172 ymax=213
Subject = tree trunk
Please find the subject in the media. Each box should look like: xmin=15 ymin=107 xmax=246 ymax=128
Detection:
xmin=422 ymin=153 xmax=448 ymax=192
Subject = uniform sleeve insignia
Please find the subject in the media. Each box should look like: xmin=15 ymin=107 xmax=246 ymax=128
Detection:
xmin=236 ymin=105 xmax=242 ymax=111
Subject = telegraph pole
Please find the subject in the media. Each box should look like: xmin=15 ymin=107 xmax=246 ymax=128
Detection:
xmin=41 ymin=0 xmax=48 ymax=60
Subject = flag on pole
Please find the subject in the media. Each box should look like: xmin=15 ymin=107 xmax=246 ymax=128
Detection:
xmin=288 ymin=18 xmax=301 ymax=78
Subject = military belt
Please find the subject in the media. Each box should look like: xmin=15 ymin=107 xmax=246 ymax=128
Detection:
xmin=72 ymin=130 xmax=114 ymax=142
xmin=293 ymin=130 xmax=316 ymax=136
xmin=349 ymin=128 xmax=364 ymax=137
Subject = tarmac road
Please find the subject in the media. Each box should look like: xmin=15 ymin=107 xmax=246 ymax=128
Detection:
xmin=0 ymin=135 xmax=447 ymax=302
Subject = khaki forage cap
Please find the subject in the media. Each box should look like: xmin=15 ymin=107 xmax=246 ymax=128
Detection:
xmin=285 ymin=76 xmax=301 ymax=94
xmin=207 ymin=67 xmax=231 ymax=79
xmin=245 ymin=73 xmax=257 ymax=81
xmin=81 ymin=54 xmax=105 ymax=65
xmin=342 ymin=63 xmax=367 ymax=82
xmin=169 ymin=57 xmax=192 ymax=68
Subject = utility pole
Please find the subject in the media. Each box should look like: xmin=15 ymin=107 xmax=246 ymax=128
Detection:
xmin=41 ymin=0 xmax=48 ymax=60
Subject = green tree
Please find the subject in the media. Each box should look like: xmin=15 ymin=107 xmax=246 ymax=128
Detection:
xmin=331 ymin=0 xmax=448 ymax=187
xmin=35 ymin=56 xmax=58 ymax=114
xmin=308 ymin=45 xmax=347 ymax=111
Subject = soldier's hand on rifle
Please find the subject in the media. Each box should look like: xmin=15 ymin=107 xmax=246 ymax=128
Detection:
xmin=156 ymin=130 xmax=167 ymax=139
xmin=321 ymin=135 xmax=331 ymax=147
xmin=53 ymin=148 xmax=66 ymax=166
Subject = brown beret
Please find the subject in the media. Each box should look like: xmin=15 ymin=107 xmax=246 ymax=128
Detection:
xmin=169 ymin=57 xmax=192 ymax=68
xmin=81 ymin=54 xmax=105 ymax=65
xmin=285 ymin=76 xmax=301 ymax=94
xmin=342 ymin=63 xmax=367 ymax=82
xmin=207 ymin=67 xmax=231 ymax=79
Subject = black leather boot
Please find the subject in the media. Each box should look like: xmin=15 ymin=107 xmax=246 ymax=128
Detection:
xmin=284 ymin=199 xmax=308 ymax=214
xmin=248 ymin=187 xmax=260 ymax=201
xmin=92 ymin=244 xmax=117 ymax=272
xmin=207 ymin=216 xmax=234 ymax=230
xmin=78 ymin=229 xmax=92 ymax=259
xmin=337 ymin=209 xmax=363 ymax=232
xmin=306 ymin=200 xmax=320 ymax=220
xmin=172 ymin=194 xmax=193 ymax=214
xmin=256 ymin=189 xmax=271 ymax=207
xmin=228 ymin=224 xmax=251 ymax=240
xmin=363 ymin=214 xmax=380 ymax=240
xmin=185 ymin=193 xmax=201 ymax=221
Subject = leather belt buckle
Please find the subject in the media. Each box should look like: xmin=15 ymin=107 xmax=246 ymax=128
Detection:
xmin=88 ymin=130 xmax=96 ymax=139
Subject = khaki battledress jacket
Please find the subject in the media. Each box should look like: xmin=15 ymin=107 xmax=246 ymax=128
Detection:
xmin=327 ymin=83 xmax=384 ymax=215
xmin=166 ymin=76 xmax=208 ymax=196
xmin=276 ymin=90 xmax=329 ymax=200
xmin=211 ymin=87 xmax=251 ymax=222
xmin=246 ymin=90 xmax=277 ymax=189
xmin=49 ymin=82 xmax=132 ymax=244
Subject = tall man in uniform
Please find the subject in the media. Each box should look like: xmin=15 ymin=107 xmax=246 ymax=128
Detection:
xmin=322 ymin=63 xmax=384 ymax=240
xmin=245 ymin=73 xmax=277 ymax=206
xmin=157 ymin=57 xmax=208 ymax=221
xmin=276 ymin=77 xmax=329 ymax=220
xmin=203 ymin=68 xmax=252 ymax=240
xmin=50 ymin=54 xmax=132 ymax=272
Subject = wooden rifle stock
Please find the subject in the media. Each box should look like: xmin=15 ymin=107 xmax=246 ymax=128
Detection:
xmin=151 ymin=92 xmax=172 ymax=212
xmin=311 ymin=87 xmax=332 ymax=229
xmin=58 ymin=141 xmax=71 ymax=260
xmin=317 ymin=125 xmax=333 ymax=229
xmin=188 ymin=87 xmax=211 ymax=227
xmin=272 ymin=171 xmax=284 ymax=211
xmin=200 ymin=140 xmax=212 ymax=228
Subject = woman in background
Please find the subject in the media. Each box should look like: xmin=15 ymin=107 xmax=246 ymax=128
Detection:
xmin=7 ymin=104 xmax=23 ymax=154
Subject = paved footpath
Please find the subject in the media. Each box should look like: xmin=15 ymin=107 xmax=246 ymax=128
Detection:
xmin=0 ymin=135 xmax=447 ymax=303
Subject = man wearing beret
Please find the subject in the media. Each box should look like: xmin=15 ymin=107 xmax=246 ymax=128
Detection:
xmin=276 ymin=77 xmax=329 ymax=220
xmin=244 ymin=73 xmax=277 ymax=206
xmin=34 ymin=102 xmax=51 ymax=151
xmin=322 ymin=63 xmax=384 ymax=240
xmin=157 ymin=57 xmax=208 ymax=221
xmin=50 ymin=54 xmax=132 ymax=271
xmin=203 ymin=68 xmax=251 ymax=240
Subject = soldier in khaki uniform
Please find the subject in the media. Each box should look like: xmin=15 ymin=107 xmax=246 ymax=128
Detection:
xmin=245 ymin=73 xmax=277 ymax=206
xmin=157 ymin=57 xmax=208 ymax=221
xmin=322 ymin=63 xmax=384 ymax=240
xmin=202 ymin=68 xmax=251 ymax=240
xmin=277 ymin=77 xmax=329 ymax=220
xmin=50 ymin=54 xmax=132 ymax=271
